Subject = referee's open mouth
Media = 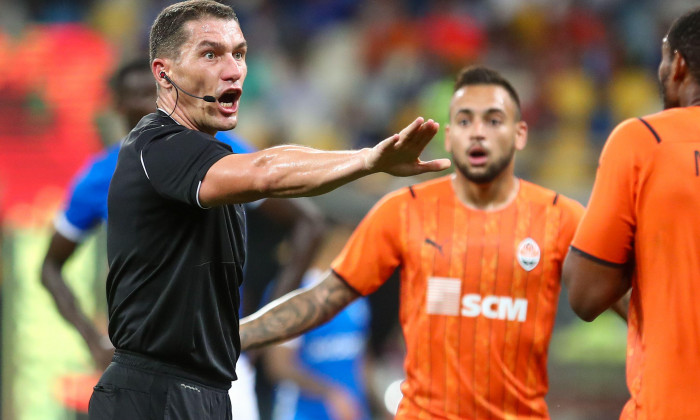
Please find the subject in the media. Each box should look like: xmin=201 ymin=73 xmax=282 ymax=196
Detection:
xmin=217 ymin=89 xmax=241 ymax=114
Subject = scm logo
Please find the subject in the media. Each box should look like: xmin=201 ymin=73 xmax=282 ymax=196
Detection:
xmin=461 ymin=294 xmax=528 ymax=322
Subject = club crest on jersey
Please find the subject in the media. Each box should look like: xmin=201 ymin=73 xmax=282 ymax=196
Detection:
xmin=516 ymin=238 xmax=540 ymax=272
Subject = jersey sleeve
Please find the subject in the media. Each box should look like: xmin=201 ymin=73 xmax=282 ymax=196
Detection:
xmin=331 ymin=191 xmax=404 ymax=296
xmin=141 ymin=132 xmax=232 ymax=208
xmin=56 ymin=153 xmax=114 ymax=241
xmin=571 ymin=118 xmax=652 ymax=265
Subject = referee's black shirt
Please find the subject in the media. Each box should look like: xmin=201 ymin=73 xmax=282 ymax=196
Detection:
xmin=106 ymin=110 xmax=246 ymax=385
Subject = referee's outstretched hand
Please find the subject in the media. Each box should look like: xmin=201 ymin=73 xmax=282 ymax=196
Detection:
xmin=365 ymin=117 xmax=451 ymax=177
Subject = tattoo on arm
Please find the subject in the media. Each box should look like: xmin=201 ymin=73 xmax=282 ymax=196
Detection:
xmin=240 ymin=272 xmax=359 ymax=350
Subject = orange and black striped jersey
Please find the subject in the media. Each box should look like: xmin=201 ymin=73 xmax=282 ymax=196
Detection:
xmin=572 ymin=107 xmax=700 ymax=420
xmin=331 ymin=175 xmax=583 ymax=419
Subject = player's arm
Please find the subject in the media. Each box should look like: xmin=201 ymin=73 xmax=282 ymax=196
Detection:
xmin=240 ymin=270 xmax=360 ymax=350
xmin=41 ymin=230 xmax=114 ymax=369
xmin=265 ymin=343 xmax=361 ymax=420
xmin=563 ymin=119 xmax=647 ymax=323
xmin=563 ymin=248 xmax=631 ymax=322
xmin=559 ymin=203 xmax=631 ymax=322
xmin=199 ymin=118 xmax=450 ymax=206
xmin=256 ymin=198 xmax=326 ymax=304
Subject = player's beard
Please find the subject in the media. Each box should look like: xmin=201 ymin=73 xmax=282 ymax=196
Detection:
xmin=454 ymin=144 xmax=515 ymax=184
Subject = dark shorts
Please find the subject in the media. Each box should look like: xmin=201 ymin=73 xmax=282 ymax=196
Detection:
xmin=88 ymin=350 xmax=232 ymax=420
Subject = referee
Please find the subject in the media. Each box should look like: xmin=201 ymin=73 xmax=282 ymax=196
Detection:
xmin=87 ymin=1 xmax=449 ymax=419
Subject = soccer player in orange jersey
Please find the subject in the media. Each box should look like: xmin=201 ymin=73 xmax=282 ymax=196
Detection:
xmin=564 ymin=7 xmax=700 ymax=420
xmin=241 ymin=66 xmax=585 ymax=419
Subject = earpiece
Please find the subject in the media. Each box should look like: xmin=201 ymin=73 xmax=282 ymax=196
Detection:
xmin=159 ymin=71 xmax=216 ymax=103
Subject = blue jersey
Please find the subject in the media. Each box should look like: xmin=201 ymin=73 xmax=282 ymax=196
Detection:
xmin=274 ymin=271 xmax=371 ymax=420
xmin=55 ymin=129 xmax=256 ymax=241
xmin=54 ymin=142 xmax=120 ymax=241
xmin=216 ymin=130 xmax=257 ymax=154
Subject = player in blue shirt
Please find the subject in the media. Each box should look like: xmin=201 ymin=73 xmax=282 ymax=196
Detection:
xmin=41 ymin=58 xmax=156 ymax=369
xmin=52 ymin=142 xmax=120 ymax=241
xmin=266 ymin=263 xmax=371 ymax=420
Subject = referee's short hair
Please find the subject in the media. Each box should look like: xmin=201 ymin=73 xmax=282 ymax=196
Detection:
xmin=149 ymin=0 xmax=238 ymax=63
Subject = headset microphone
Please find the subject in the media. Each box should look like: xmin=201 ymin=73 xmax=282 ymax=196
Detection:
xmin=159 ymin=71 xmax=216 ymax=103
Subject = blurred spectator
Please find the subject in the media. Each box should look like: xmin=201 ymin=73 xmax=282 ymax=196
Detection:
xmin=267 ymin=270 xmax=371 ymax=420
xmin=40 ymin=58 xmax=154 ymax=372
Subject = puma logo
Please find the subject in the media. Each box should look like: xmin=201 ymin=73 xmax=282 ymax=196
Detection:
xmin=180 ymin=383 xmax=201 ymax=393
xmin=425 ymin=238 xmax=444 ymax=254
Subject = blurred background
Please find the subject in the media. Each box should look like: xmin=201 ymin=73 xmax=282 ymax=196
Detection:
xmin=0 ymin=0 xmax=690 ymax=418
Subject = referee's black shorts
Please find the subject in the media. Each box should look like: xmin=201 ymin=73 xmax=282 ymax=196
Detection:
xmin=88 ymin=350 xmax=232 ymax=420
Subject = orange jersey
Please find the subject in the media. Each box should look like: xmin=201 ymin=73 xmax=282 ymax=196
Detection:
xmin=331 ymin=176 xmax=583 ymax=419
xmin=571 ymin=107 xmax=700 ymax=420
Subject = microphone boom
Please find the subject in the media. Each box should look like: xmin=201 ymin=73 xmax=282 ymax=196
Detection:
xmin=162 ymin=73 xmax=216 ymax=103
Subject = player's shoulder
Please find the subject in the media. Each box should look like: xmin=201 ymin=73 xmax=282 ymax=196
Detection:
xmin=91 ymin=142 xmax=121 ymax=170
xmin=607 ymin=109 xmax=692 ymax=148
xmin=608 ymin=117 xmax=654 ymax=142
xmin=72 ymin=142 xmax=120 ymax=188
xmin=519 ymin=180 xmax=584 ymax=214
xmin=394 ymin=175 xmax=452 ymax=200
xmin=636 ymin=107 xmax=700 ymax=143
xmin=215 ymin=131 xmax=256 ymax=153
xmin=371 ymin=176 xmax=451 ymax=214
xmin=641 ymin=107 xmax=691 ymax=125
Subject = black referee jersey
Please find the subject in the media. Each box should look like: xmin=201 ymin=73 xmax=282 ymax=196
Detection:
xmin=106 ymin=110 xmax=246 ymax=384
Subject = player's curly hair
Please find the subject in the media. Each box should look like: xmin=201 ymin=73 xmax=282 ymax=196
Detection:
xmin=454 ymin=66 xmax=522 ymax=120
xmin=667 ymin=7 xmax=700 ymax=83
xmin=149 ymin=0 xmax=238 ymax=63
